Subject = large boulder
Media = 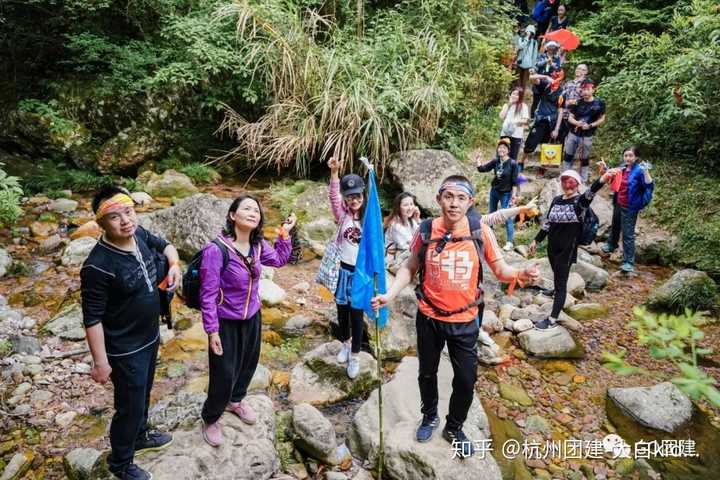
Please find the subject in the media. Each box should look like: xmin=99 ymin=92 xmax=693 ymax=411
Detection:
xmin=97 ymin=127 xmax=165 ymax=174
xmin=367 ymin=285 xmax=417 ymax=360
xmin=259 ymin=279 xmax=287 ymax=306
xmin=48 ymin=198 xmax=78 ymax=213
xmin=142 ymin=169 xmax=198 ymax=199
xmin=289 ymin=341 xmax=380 ymax=406
xmin=517 ymin=326 xmax=583 ymax=358
xmin=61 ymin=237 xmax=98 ymax=267
xmin=635 ymin=231 xmax=680 ymax=266
xmin=348 ymin=356 xmax=502 ymax=480
xmin=140 ymin=395 xmax=279 ymax=480
xmin=44 ymin=304 xmax=85 ymax=340
xmin=606 ymin=383 xmax=692 ymax=434
xmin=571 ymin=260 xmax=609 ymax=291
xmin=138 ymin=194 xmax=231 ymax=259
xmin=646 ymin=269 xmax=718 ymax=313
xmin=386 ymin=150 xmax=472 ymax=216
xmin=292 ymin=403 xmax=339 ymax=465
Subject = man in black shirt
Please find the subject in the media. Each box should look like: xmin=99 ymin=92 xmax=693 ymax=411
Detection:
xmin=521 ymin=69 xmax=565 ymax=170
xmin=562 ymin=79 xmax=606 ymax=182
xmin=81 ymin=186 xmax=182 ymax=480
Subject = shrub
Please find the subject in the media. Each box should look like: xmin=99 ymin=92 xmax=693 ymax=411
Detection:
xmin=179 ymin=163 xmax=221 ymax=184
xmin=603 ymin=307 xmax=720 ymax=407
xmin=0 ymin=166 xmax=23 ymax=227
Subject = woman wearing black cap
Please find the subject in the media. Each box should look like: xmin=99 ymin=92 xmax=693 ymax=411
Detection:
xmin=326 ymin=157 xmax=366 ymax=379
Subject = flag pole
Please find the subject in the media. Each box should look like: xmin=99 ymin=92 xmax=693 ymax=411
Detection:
xmin=374 ymin=272 xmax=384 ymax=479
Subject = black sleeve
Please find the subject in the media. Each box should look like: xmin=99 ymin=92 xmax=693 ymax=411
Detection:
xmin=578 ymin=179 xmax=605 ymax=209
xmin=477 ymin=158 xmax=498 ymax=173
xmin=136 ymin=225 xmax=169 ymax=253
xmin=511 ymin=162 xmax=519 ymax=186
xmin=80 ymin=262 xmax=112 ymax=328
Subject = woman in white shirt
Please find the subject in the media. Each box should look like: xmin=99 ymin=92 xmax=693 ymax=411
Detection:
xmin=384 ymin=192 xmax=421 ymax=273
xmin=499 ymin=87 xmax=530 ymax=161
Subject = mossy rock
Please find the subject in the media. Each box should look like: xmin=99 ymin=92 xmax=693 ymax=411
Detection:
xmin=646 ymin=269 xmax=718 ymax=313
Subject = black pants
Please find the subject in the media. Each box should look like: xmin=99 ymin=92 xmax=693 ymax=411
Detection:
xmin=508 ymin=137 xmax=522 ymax=162
xmin=107 ymin=339 xmax=159 ymax=474
xmin=548 ymin=244 xmax=575 ymax=318
xmin=416 ymin=311 xmax=479 ymax=432
xmin=524 ymin=118 xmax=555 ymax=154
xmin=557 ymin=118 xmax=571 ymax=146
xmin=337 ymin=303 xmax=364 ymax=354
xmin=202 ymin=313 xmax=262 ymax=425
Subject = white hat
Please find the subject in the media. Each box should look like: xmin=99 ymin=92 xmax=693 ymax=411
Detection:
xmin=560 ymin=169 xmax=583 ymax=184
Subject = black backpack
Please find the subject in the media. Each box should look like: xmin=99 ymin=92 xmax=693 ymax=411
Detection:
xmin=415 ymin=212 xmax=485 ymax=318
xmin=578 ymin=207 xmax=600 ymax=246
xmin=182 ymin=239 xmax=230 ymax=310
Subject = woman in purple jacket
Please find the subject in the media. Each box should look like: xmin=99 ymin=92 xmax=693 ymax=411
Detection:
xmin=200 ymin=194 xmax=296 ymax=447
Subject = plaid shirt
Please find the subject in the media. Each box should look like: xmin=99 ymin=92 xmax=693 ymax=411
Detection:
xmin=561 ymin=79 xmax=584 ymax=119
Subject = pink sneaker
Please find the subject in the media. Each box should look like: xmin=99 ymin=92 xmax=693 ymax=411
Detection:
xmin=226 ymin=399 xmax=257 ymax=425
xmin=202 ymin=421 xmax=222 ymax=447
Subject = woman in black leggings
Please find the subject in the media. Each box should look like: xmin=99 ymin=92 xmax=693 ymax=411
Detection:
xmin=528 ymin=169 xmax=615 ymax=329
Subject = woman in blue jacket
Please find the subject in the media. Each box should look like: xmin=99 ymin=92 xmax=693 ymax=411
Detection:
xmin=602 ymin=146 xmax=654 ymax=273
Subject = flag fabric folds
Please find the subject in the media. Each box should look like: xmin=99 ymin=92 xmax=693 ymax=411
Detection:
xmin=350 ymin=163 xmax=388 ymax=328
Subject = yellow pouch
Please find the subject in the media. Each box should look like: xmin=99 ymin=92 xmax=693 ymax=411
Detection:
xmin=540 ymin=143 xmax=563 ymax=165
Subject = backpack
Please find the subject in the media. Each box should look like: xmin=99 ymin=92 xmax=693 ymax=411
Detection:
xmin=415 ymin=212 xmax=485 ymax=318
xmin=578 ymin=206 xmax=600 ymax=246
xmin=532 ymin=0 xmax=548 ymax=22
xmin=182 ymin=239 xmax=230 ymax=310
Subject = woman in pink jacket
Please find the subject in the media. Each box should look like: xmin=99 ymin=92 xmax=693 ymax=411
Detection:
xmin=327 ymin=157 xmax=366 ymax=380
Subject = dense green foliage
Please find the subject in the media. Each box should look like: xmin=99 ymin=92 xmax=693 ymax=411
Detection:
xmin=0 ymin=166 xmax=24 ymax=227
xmin=604 ymin=307 xmax=720 ymax=408
xmin=575 ymin=0 xmax=720 ymax=167
xmin=1 ymin=0 xmax=514 ymax=175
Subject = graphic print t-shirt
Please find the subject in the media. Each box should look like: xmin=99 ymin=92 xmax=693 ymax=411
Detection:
xmin=410 ymin=217 xmax=504 ymax=323
xmin=338 ymin=214 xmax=362 ymax=266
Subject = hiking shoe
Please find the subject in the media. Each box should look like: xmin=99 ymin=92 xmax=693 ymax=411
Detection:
xmin=620 ymin=262 xmax=635 ymax=273
xmin=336 ymin=342 xmax=351 ymax=364
xmin=443 ymin=427 xmax=475 ymax=458
xmin=226 ymin=399 xmax=257 ymax=425
xmin=534 ymin=317 xmax=558 ymax=330
xmin=112 ymin=464 xmax=153 ymax=480
xmin=135 ymin=430 xmax=173 ymax=454
xmin=416 ymin=414 xmax=440 ymax=443
xmin=347 ymin=356 xmax=360 ymax=379
xmin=601 ymin=244 xmax=615 ymax=254
xmin=503 ymin=242 xmax=514 ymax=252
xmin=202 ymin=421 xmax=222 ymax=447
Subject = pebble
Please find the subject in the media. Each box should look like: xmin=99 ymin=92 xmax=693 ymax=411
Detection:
xmin=21 ymin=317 xmax=37 ymax=329
xmin=24 ymin=364 xmax=43 ymax=376
xmin=21 ymin=355 xmax=42 ymax=365
xmin=73 ymin=363 xmax=92 ymax=375
xmin=31 ymin=390 xmax=52 ymax=403
xmin=55 ymin=411 xmax=77 ymax=428
xmin=12 ymin=382 xmax=31 ymax=397
xmin=13 ymin=404 xmax=31 ymax=415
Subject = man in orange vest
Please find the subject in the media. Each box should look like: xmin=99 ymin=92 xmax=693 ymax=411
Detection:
xmin=372 ymin=175 xmax=539 ymax=457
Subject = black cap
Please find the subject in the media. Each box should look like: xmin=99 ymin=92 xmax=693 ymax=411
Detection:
xmin=340 ymin=174 xmax=365 ymax=196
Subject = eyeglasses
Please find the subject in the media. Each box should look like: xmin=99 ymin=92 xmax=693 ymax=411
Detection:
xmin=434 ymin=231 xmax=453 ymax=255
xmin=345 ymin=193 xmax=363 ymax=201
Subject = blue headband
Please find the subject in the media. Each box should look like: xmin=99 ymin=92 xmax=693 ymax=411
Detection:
xmin=438 ymin=181 xmax=475 ymax=197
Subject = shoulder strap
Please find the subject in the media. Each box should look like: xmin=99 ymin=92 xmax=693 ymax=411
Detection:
xmin=211 ymin=239 xmax=230 ymax=273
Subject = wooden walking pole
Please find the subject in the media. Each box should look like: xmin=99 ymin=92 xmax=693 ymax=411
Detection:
xmin=374 ymin=273 xmax=384 ymax=479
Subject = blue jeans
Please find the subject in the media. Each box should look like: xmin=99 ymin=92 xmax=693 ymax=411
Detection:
xmin=107 ymin=339 xmax=159 ymax=473
xmin=609 ymin=202 xmax=638 ymax=265
xmin=488 ymin=188 xmax=514 ymax=243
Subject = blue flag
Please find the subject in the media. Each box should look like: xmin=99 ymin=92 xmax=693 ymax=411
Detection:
xmin=350 ymin=162 xmax=388 ymax=328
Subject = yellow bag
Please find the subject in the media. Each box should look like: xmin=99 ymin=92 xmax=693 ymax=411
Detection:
xmin=540 ymin=143 xmax=563 ymax=165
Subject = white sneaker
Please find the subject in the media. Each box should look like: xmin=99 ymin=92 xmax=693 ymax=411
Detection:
xmin=347 ymin=356 xmax=360 ymax=379
xmin=336 ymin=342 xmax=351 ymax=364
xmin=503 ymin=242 xmax=514 ymax=252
